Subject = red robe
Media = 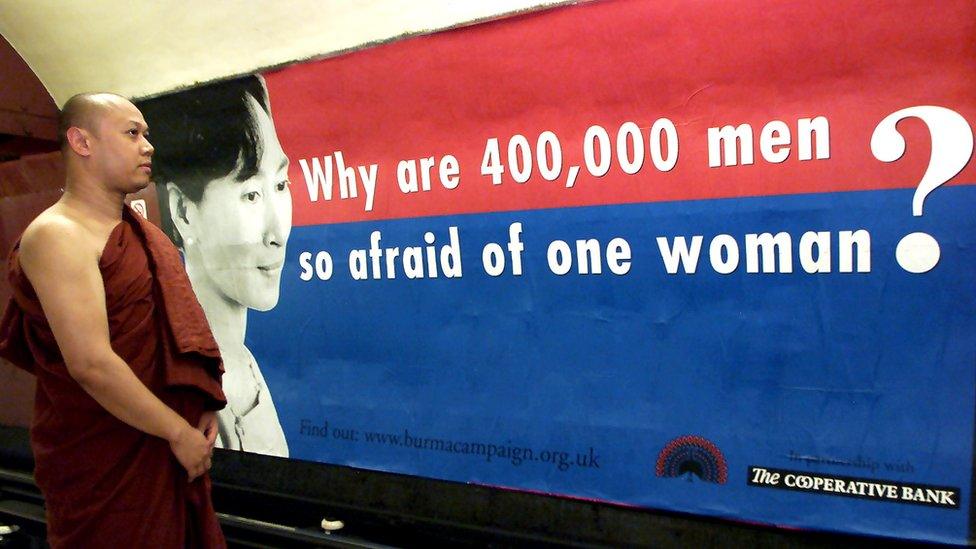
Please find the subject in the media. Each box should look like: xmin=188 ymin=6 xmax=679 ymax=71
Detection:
xmin=0 ymin=206 xmax=227 ymax=548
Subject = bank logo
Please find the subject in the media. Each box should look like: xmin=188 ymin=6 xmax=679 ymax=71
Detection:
xmin=748 ymin=466 xmax=960 ymax=509
xmin=656 ymin=435 xmax=728 ymax=484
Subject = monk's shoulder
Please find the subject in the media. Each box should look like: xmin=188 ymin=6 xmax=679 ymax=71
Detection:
xmin=19 ymin=210 xmax=99 ymax=268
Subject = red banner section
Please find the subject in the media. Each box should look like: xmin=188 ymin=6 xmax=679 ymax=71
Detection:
xmin=266 ymin=0 xmax=976 ymax=227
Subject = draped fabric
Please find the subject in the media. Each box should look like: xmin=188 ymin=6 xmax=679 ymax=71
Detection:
xmin=0 ymin=206 xmax=227 ymax=548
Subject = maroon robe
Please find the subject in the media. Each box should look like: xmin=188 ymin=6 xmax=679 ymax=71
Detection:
xmin=0 ymin=206 xmax=227 ymax=548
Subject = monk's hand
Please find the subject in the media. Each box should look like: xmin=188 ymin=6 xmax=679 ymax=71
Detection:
xmin=198 ymin=411 xmax=219 ymax=449
xmin=169 ymin=422 xmax=212 ymax=482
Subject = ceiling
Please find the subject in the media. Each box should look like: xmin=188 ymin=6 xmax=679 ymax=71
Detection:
xmin=0 ymin=1 xmax=570 ymax=162
xmin=0 ymin=1 xmax=569 ymax=107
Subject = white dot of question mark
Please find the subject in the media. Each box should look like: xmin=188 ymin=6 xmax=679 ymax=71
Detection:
xmin=870 ymin=106 xmax=973 ymax=273
xmin=895 ymin=232 xmax=939 ymax=274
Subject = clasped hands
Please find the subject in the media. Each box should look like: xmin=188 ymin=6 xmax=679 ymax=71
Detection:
xmin=169 ymin=411 xmax=218 ymax=482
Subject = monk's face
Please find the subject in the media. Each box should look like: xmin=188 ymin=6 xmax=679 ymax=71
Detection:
xmin=181 ymin=96 xmax=292 ymax=311
xmin=90 ymin=98 xmax=155 ymax=193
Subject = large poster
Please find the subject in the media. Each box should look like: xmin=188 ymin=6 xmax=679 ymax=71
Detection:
xmin=141 ymin=0 xmax=976 ymax=543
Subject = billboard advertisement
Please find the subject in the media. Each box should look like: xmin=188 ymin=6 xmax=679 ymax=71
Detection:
xmin=135 ymin=0 xmax=976 ymax=542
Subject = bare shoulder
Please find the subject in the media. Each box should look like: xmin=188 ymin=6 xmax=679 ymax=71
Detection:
xmin=19 ymin=208 xmax=99 ymax=269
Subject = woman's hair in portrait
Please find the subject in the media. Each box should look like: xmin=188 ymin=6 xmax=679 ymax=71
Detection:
xmin=136 ymin=75 xmax=271 ymax=247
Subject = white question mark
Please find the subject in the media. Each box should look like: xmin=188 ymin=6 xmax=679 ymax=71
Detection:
xmin=871 ymin=106 xmax=974 ymax=273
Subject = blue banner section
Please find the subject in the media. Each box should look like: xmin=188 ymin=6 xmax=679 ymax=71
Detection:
xmin=249 ymin=185 xmax=976 ymax=543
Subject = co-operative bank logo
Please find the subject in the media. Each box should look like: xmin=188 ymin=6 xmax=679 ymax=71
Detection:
xmin=656 ymin=435 xmax=728 ymax=484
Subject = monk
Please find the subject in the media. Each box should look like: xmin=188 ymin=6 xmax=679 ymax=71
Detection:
xmin=0 ymin=93 xmax=227 ymax=547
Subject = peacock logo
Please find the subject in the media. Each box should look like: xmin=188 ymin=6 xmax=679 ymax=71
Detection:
xmin=656 ymin=435 xmax=728 ymax=484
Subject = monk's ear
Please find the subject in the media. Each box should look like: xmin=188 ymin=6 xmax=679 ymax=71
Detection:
xmin=166 ymin=184 xmax=196 ymax=245
xmin=65 ymin=127 xmax=93 ymax=157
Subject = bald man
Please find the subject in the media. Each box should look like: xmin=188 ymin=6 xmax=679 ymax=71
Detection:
xmin=0 ymin=93 xmax=227 ymax=547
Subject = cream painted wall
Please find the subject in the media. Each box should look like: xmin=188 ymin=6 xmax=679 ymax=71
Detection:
xmin=0 ymin=0 xmax=573 ymax=106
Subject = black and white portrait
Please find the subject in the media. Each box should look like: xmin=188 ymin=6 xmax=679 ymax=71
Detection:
xmin=138 ymin=75 xmax=291 ymax=457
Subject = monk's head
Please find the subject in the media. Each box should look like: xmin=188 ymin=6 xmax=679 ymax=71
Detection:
xmin=59 ymin=92 xmax=154 ymax=194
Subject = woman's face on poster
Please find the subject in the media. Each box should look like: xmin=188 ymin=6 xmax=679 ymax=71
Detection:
xmin=182 ymin=94 xmax=293 ymax=311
